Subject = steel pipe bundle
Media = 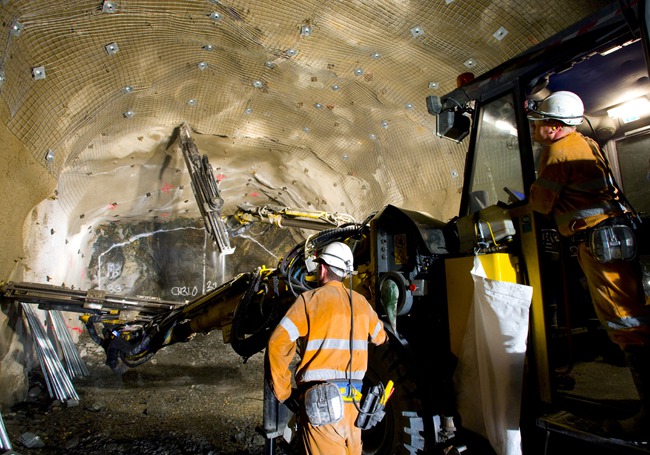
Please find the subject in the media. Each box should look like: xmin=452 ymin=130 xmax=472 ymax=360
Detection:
xmin=21 ymin=303 xmax=79 ymax=406
xmin=0 ymin=411 xmax=12 ymax=451
xmin=47 ymin=310 xmax=89 ymax=379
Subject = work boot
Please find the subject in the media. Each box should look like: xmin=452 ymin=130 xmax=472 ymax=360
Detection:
xmin=606 ymin=346 xmax=650 ymax=440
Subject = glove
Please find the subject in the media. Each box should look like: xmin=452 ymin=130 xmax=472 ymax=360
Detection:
xmin=284 ymin=388 xmax=301 ymax=414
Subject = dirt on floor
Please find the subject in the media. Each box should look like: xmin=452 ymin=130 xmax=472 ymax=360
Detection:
xmin=2 ymin=330 xmax=285 ymax=455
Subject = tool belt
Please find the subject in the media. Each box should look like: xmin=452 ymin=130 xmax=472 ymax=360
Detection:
xmin=300 ymin=380 xmax=362 ymax=403
xmin=331 ymin=380 xmax=363 ymax=403
xmin=568 ymin=214 xmax=637 ymax=244
xmin=567 ymin=215 xmax=637 ymax=263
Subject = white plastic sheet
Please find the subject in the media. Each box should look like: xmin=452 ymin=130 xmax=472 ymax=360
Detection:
xmin=453 ymin=255 xmax=533 ymax=455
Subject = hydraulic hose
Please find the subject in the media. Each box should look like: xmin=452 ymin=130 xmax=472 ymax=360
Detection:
xmin=279 ymin=224 xmax=366 ymax=296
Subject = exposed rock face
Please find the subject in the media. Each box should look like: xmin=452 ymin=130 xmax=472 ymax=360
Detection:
xmin=86 ymin=218 xmax=298 ymax=300
xmin=1 ymin=216 xmax=300 ymax=411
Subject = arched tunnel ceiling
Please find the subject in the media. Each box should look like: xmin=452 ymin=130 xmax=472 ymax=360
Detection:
xmin=1 ymin=0 xmax=610 ymax=235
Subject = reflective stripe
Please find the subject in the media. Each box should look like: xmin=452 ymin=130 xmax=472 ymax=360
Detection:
xmin=279 ymin=316 xmax=300 ymax=342
xmin=371 ymin=321 xmax=383 ymax=341
xmin=304 ymin=338 xmax=368 ymax=352
xmin=300 ymin=369 xmax=366 ymax=382
xmin=606 ymin=315 xmax=650 ymax=331
xmin=555 ymin=201 xmax=622 ymax=228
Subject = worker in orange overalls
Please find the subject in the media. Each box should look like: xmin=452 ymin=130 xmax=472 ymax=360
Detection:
xmin=528 ymin=91 xmax=650 ymax=439
xmin=267 ymin=241 xmax=388 ymax=454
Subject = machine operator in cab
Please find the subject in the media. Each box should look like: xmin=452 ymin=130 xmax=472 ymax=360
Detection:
xmin=527 ymin=91 xmax=650 ymax=439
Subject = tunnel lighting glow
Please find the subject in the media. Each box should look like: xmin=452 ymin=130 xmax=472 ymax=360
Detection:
xmin=495 ymin=120 xmax=517 ymax=136
xmin=600 ymin=45 xmax=622 ymax=56
xmin=600 ymin=39 xmax=637 ymax=56
xmin=607 ymin=97 xmax=650 ymax=123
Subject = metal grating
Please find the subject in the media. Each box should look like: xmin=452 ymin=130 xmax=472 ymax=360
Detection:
xmin=0 ymin=0 xmax=610 ymax=225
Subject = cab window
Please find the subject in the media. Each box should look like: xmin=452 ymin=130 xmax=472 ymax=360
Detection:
xmin=466 ymin=93 xmax=525 ymax=213
xmin=609 ymin=134 xmax=650 ymax=217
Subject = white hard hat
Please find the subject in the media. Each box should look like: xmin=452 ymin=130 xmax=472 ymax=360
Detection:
xmin=527 ymin=90 xmax=584 ymax=126
xmin=318 ymin=242 xmax=354 ymax=277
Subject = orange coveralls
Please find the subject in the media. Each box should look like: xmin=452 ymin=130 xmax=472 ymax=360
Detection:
xmin=530 ymin=131 xmax=650 ymax=350
xmin=267 ymin=280 xmax=387 ymax=455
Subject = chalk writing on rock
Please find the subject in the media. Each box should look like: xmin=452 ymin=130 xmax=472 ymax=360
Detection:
xmin=171 ymin=286 xmax=199 ymax=297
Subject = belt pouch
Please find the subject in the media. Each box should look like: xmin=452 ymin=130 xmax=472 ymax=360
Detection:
xmin=589 ymin=224 xmax=636 ymax=263
xmin=304 ymin=382 xmax=343 ymax=426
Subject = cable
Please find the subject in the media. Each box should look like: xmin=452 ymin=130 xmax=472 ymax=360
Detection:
xmin=348 ymin=268 xmax=355 ymax=408
xmin=346 ymin=259 xmax=385 ymax=420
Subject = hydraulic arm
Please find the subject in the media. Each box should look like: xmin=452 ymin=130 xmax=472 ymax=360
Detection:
xmin=178 ymin=123 xmax=234 ymax=255
xmin=0 ymin=281 xmax=182 ymax=319
xmin=230 ymin=202 xmax=357 ymax=231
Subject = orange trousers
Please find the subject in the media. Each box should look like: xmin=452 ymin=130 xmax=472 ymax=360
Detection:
xmin=298 ymin=401 xmax=362 ymax=455
xmin=576 ymin=242 xmax=650 ymax=350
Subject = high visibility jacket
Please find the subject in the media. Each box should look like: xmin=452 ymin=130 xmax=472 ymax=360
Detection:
xmin=530 ymin=131 xmax=625 ymax=236
xmin=267 ymin=280 xmax=387 ymax=402
xmin=530 ymin=131 xmax=650 ymax=350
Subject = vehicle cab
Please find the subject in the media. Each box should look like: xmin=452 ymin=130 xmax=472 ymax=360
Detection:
xmin=431 ymin=1 xmax=650 ymax=453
